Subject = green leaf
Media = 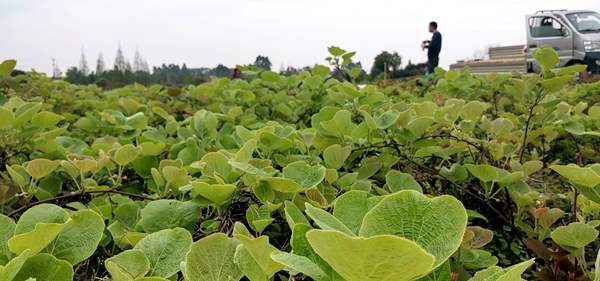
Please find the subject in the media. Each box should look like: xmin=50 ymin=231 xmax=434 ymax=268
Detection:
xmin=189 ymin=182 xmax=236 ymax=206
xmin=418 ymin=261 xmax=451 ymax=281
xmin=233 ymin=245 xmax=268 ymax=281
xmin=333 ymin=191 xmax=369 ymax=234
xmin=460 ymin=101 xmax=490 ymax=121
xmin=464 ymin=164 xmax=499 ymax=183
xmin=284 ymin=201 xmax=309 ymax=229
xmin=259 ymin=177 xmax=304 ymax=193
xmin=533 ymin=47 xmax=559 ymax=72
xmin=46 ymin=210 xmax=105 ymax=264
xmin=114 ymin=144 xmax=141 ymax=166
xmin=385 ymin=170 xmax=422 ymax=192
xmin=25 ymin=159 xmax=60 ymax=180
xmin=9 ymin=204 xmax=69 ymax=255
xmin=283 ymin=161 xmax=326 ymax=190
xmin=34 ymin=175 xmax=62 ymax=201
xmin=235 ymin=139 xmax=257 ymax=163
xmin=134 ymin=228 xmax=193 ymax=278
xmin=233 ymin=232 xmax=284 ymax=278
xmin=469 ymin=259 xmax=535 ymax=281
xmin=105 ymin=249 xmax=150 ymax=281
xmin=0 ymin=107 xmax=15 ymax=129
xmin=550 ymin=164 xmax=600 ymax=188
xmin=375 ymin=110 xmax=400 ymax=129
xmin=13 ymin=253 xmax=74 ymax=281
xmin=555 ymin=64 xmax=587 ymax=76
xmin=260 ymin=71 xmax=280 ymax=83
xmin=551 ymin=222 xmax=598 ymax=251
xmin=0 ymin=60 xmax=17 ymax=77
xmin=0 ymin=250 xmax=31 ymax=281
xmin=270 ymin=252 xmax=329 ymax=281
xmin=31 ymin=111 xmax=64 ymax=128
xmin=9 ymin=223 xmax=66 ymax=256
xmin=322 ymin=144 xmax=351 ymax=170
xmin=306 ymin=230 xmax=435 ymax=281
xmin=327 ymin=46 xmax=346 ymax=57
xmin=304 ymin=203 xmax=354 ymax=236
xmin=140 ymin=200 xmax=201 ymax=233
xmin=359 ymin=190 xmax=467 ymax=269
xmin=183 ymin=233 xmax=242 ymax=281
xmin=0 ymin=215 xmax=16 ymax=265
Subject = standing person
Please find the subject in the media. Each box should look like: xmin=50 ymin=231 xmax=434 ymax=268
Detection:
xmin=232 ymin=68 xmax=242 ymax=79
xmin=421 ymin=21 xmax=442 ymax=76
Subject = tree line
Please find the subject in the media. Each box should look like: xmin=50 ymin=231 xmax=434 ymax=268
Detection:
xmin=60 ymin=46 xmax=425 ymax=88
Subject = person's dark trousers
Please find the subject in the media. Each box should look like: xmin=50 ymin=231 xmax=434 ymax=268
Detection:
xmin=427 ymin=56 xmax=439 ymax=74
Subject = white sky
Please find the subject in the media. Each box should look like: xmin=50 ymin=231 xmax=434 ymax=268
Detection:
xmin=1 ymin=0 xmax=600 ymax=75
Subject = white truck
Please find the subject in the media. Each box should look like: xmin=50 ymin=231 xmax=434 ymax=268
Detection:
xmin=451 ymin=9 xmax=600 ymax=74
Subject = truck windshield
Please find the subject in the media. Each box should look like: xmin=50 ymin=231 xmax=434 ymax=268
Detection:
xmin=566 ymin=12 xmax=600 ymax=33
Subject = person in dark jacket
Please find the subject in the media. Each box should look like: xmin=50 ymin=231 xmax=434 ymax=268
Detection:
xmin=421 ymin=21 xmax=442 ymax=75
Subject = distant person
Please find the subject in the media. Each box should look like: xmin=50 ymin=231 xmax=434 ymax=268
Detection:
xmin=421 ymin=21 xmax=442 ymax=76
xmin=232 ymin=68 xmax=242 ymax=79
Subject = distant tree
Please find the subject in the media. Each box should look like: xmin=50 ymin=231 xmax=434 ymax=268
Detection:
xmin=65 ymin=67 xmax=88 ymax=84
xmin=79 ymin=49 xmax=89 ymax=75
xmin=348 ymin=62 xmax=368 ymax=82
xmin=96 ymin=53 xmax=105 ymax=74
xmin=133 ymin=50 xmax=145 ymax=73
xmin=211 ymin=64 xmax=231 ymax=77
xmin=114 ymin=44 xmax=129 ymax=72
xmin=370 ymin=51 xmax=402 ymax=79
xmin=253 ymin=55 xmax=272 ymax=71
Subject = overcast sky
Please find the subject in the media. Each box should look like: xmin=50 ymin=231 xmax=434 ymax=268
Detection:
xmin=2 ymin=0 xmax=600 ymax=75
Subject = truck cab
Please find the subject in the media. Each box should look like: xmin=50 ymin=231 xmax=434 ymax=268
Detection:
xmin=526 ymin=10 xmax=600 ymax=73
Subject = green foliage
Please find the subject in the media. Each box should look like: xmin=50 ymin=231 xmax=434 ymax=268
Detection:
xmin=0 ymin=47 xmax=599 ymax=280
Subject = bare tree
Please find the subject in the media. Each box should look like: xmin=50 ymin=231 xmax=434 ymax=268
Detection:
xmin=96 ymin=53 xmax=105 ymax=74
xmin=114 ymin=44 xmax=128 ymax=71
xmin=79 ymin=48 xmax=89 ymax=75
xmin=52 ymin=58 xmax=62 ymax=79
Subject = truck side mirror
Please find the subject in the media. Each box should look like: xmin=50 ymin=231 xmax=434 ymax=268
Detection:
xmin=561 ymin=26 xmax=568 ymax=36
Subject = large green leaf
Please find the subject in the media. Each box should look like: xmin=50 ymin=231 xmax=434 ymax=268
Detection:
xmin=333 ymin=191 xmax=369 ymax=234
xmin=259 ymin=177 xmax=304 ymax=193
xmin=322 ymin=144 xmax=351 ymax=170
xmin=24 ymin=159 xmax=60 ymax=180
xmin=114 ymin=144 xmax=141 ymax=166
xmin=359 ymin=190 xmax=467 ymax=269
xmin=304 ymin=203 xmax=354 ymax=236
xmin=0 ymin=60 xmax=17 ymax=77
xmin=468 ymin=258 xmax=535 ymax=281
xmin=0 ymin=250 xmax=31 ymax=281
xmin=31 ymin=111 xmax=64 ymax=128
xmin=234 ymin=230 xmax=284 ymax=278
xmin=105 ymin=249 xmax=151 ymax=281
xmin=385 ymin=170 xmax=422 ymax=192
xmin=533 ymin=47 xmax=559 ymax=72
xmin=134 ymin=228 xmax=193 ymax=278
xmin=45 ymin=209 xmax=105 ymax=264
xmin=0 ymin=107 xmax=15 ymax=129
xmin=189 ymin=182 xmax=236 ymax=206
xmin=306 ymin=230 xmax=435 ymax=281
xmin=0 ymin=215 xmax=16 ymax=265
xmin=551 ymin=222 xmax=598 ymax=252
xmin=9 ymin=204 xmax=69 ymax=255
xmin=283 ymin=161 xmax=326 ymax=190
xmin=183 ymin=233 xmax=242 ymax=281
xmin=13 ymin=253 xmax=73 ymax=281
xmin=270 ymin=252 xmax=329 ymax=281
xmin=140 ymin=200 xmax=201 ymax=233
xmin=550 ymin=164 xmax=600 ymax=188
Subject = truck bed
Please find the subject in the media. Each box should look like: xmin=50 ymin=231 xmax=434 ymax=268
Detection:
xmin=450 ymin=45 xmax=527 ymax=74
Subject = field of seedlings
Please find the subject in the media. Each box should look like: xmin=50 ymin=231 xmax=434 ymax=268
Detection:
xmin=0 ymin=47 xmax=598 ymax=281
